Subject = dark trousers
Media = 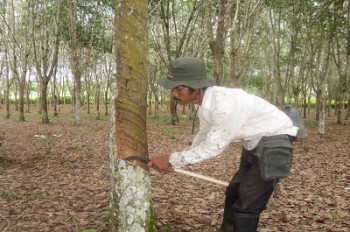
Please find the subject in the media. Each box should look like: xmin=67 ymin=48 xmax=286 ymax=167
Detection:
xmin=225 ymin=148 xmax=274 ymax=214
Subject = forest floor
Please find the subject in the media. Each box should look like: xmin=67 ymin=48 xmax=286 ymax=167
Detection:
xmin=0 ymin=105 xmax=350 ymax=232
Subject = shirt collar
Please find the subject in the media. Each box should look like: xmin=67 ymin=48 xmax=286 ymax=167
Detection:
xmin=200 ymin=86 xmax=214 ymax=110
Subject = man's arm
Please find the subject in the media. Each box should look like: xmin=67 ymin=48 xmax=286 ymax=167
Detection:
xmin=169 ymin=97 xmax=251 ymax=168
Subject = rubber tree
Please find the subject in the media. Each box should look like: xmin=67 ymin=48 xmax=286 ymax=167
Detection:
xmin=110 ymin=0 xmax=153 ymax=231
xmin=30 ymin=0 xmax=62 ymax=123
xmin=205 ymin=0 xmax=230 ymax=86
xmin=228 ymin=0 xmax=263 ymax=87
xmin=2 ymin=0 xmax=31 ymax=121
xmin=68 ymin=0 xmax=82 ymax=126
xmin=331 ymin=0 xmax=349 ymax=124
xmin=0 ymin=0 xmax=11 ymax=119
xmin=150 ymin=0 xmax=199 ymax=124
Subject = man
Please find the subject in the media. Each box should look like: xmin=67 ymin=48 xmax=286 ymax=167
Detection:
xmin=148 ymin=57 xmax=298 ymax=232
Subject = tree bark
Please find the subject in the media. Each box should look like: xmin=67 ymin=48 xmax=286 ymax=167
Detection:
xmin=269 ymin=6 xmax=285 ymax=105
xmin=4 ymin=51 xmax=10 ymax=119
xmin=53 ymin=67 xmax=58 ymax=117
xmin=5 ymin=0 xmax=30 ymax=121
xmin=157 ymin=0 xmax=198 ymax=124
xmin=110 ymin=1 xmax=152 ymax=231
xmin=30 ymin=0 xmax=61 ymax=123
xmin=318 ymin=84 xmax=326 ymax=134
xmin=229 ymin=0 xmax=262 ymax=87
xmin=68 ymin=0 xmax=82 ymax=126
xmin=205 ymin=0 xmax=228 ymax=86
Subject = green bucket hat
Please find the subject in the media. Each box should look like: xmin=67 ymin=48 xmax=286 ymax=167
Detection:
xmin=158 ymin=57 xmax=215 ymax=89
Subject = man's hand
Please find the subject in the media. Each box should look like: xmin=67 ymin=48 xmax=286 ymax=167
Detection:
xmin=148 ymin=155 xmax=174 ymax=174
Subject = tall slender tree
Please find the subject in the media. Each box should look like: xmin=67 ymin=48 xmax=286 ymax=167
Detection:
xmin=0 ymin=0 xmax=11 ymax=119
xmin=110 ymin=0 xmax=152 ymax=231
xmin=331 ymin=0 xmax=349 ymax=124
xmin=30 ymin=0 xmax=62 ymax=123
xmin=228 ymin=0 xmax=263 ymax=87
xmin=205 ymin=0 xmax=229 ymax=85
xmin=155 ymin=0 xmax=199 ymax=124
xmin=68 ymin=0 xmax=82 ymax=126
xmin=7 ymin=0 xmax=31 ymax=121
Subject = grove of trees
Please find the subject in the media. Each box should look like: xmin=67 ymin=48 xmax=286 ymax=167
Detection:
xmin=0 ymin=0 xmax=349 ymax=126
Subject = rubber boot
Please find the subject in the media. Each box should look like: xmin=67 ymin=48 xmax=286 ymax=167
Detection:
xmin=233 ymin=212 xmax=260 ymax=232
xmin=217 ymin=206 xmax=235 ymax=232
xmin=218 ymin=182 xmax=240 ymax=232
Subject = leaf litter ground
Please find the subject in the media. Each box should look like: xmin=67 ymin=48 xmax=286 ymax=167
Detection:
xmin=0 ymin=107 xmax=349 ymax=232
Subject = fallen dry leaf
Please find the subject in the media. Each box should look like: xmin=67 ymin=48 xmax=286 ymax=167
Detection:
xmin=1 ymin=107 xmax=350 ymax=232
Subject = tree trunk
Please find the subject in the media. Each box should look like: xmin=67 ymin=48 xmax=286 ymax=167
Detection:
xmin=53 ymin=67 xmax=58 ymax=116
xmin=104 ymin=87 xmax=109 ymax=116
xmin=269 ymin=7 xmax=285 ymax=104
xmin=170 ymin=96 xmax=177 ymax=125
xmin=18 ymin=78 xmax=25 ymax=121
xmin=4 ymin=59 xmax=10 ymax=119
xmin=347 ymin=95 xmax=350 ymax=120
xmin=26 ymin=76 xmax=31 ymax=113
xmin=41 ymin=81 xmax=50 ymax=123
xmin=158 ymin=0 xmax=198 ymax=124
xmin=205 ymin=0 xmax=228 ymax=85
xmin=318 ymin=84 xmax=326 ymax=134
xmin=315 ymin=90 xmax=321 ymax=121
xmin=110 ymin=1 xmax=152 ymax=231
xmin=62 ymin=75 xmax=66 ymax=106
xmin=336 ymin=103 xmax=343 ymax=125
xmin=96 ymin=83 xmax=100 ymax=119
xmin=147 ymin=88 xmax=152 ymax=116
xmin=3 ymin=38 xmax=10 ymax=119
xmin=69 ymin=0 xmax=82 ymax=126
xmin=229 ymin=0 xmax=262 ymax=87
xmin=14 ymin=85 xmax=18 ymax=111
xmin=30 ymin=0 xmax=61 ymax=123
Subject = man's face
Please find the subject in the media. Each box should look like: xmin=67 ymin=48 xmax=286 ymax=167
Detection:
xmin=171 ymin=85 xmax=198 ymax=105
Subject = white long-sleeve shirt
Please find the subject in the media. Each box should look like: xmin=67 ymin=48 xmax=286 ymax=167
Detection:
xmin=169 ymin=86 xmax=298 ymax=168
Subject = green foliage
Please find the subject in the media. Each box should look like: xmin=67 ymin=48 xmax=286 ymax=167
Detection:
xmin=329 ymin=213 xmax=338 ymax=222
xmin=160 ymin=127 xmax=176 ymax=139
xmin=248 ymin=74 xmax=263 ymax=89
xmin=30 ymin=194 xmax=42 ymax=201
xmin=82 ymin=143 xmax=94 ymax=151
xmin=147 ymin=115 xmax=172 ymax=123
xmin=35 ymin=135 xmax=54 ymax=154
xmin=81 ymin=230 xmax=97 ymax=232
xmin=83 ymin=113 xmax=108 ymax=121
xmin=59 ymin=96 xmax=73 ymax=105
xmin=95 ymin=155 xmax=105 ymax=165
xmin=99 ymin=213 xmax=110 ymax=222
xmin=1 ymin=191 xmax=17 ymax=202
xmin=59 ymin=0 xmax=114 ymax=53
xmin=149 ymin=207 xmax=158 ymax=232
xmin=0 ymin=156 xmax=13 ymax=167
xmin=147 ymin=114 xmax=191 ymax=124
xmin=63 ymin=156 xmax=75 ymax=168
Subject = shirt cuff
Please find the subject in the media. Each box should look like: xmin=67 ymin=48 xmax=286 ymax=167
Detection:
xmin=169 ymin=152 xmax=187 ymax=168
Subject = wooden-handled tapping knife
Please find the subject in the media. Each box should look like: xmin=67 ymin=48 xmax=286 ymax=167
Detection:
xmin=124 ymin=156 xmax=229 ymax=187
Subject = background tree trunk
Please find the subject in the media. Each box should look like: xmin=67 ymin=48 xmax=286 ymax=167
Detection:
xmin=156 ymin=0 xmax=199 ymax=125
xmin=319 ymin=84 xmax=327 ymax=134
xmin=4 ymin=51 xmax=10 ymax=119
xmin=30 ymin=0 xmax=62 ymax=123
xmin=229 ymin=0 xmax=262 ymax=87
xmin=68 ymin=0 xmax=82 ymax=126
xmin=205 ymin=0 xmax=228 ymax=85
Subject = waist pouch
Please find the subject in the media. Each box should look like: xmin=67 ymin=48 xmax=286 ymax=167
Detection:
xmin=255 ymin=135 xmax=293 ymax=180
